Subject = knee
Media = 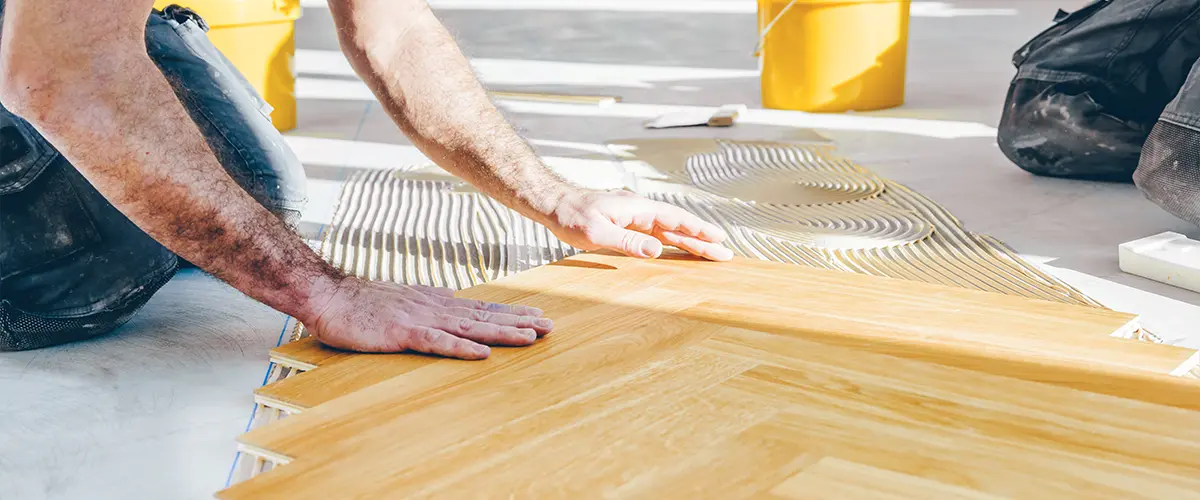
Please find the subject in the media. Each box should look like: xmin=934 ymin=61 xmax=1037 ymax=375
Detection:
xmin=996 ymin=119 xmax=1072 ymax=178
xmin=1134 ymin=120 xmax=1200 ymax=225
xmin=270 ymin=206 xmax=303 ymax=232
xmin=256 ymin=144 xmax=307 ymax=229
xmin=998 ymin=83 xmax=1145 ymax=181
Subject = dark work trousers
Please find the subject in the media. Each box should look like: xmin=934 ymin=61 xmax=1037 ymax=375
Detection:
xmin=0 ymin=6 xmax=307 ymax=350
xmin=998 ymin=0 xmax=1200 ymax=225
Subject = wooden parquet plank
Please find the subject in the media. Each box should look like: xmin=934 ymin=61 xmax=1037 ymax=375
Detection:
xmin=218 ymin=252 xmax=1200 ymax=500
xmin=770 ymin=457 xmax=1005 ymax=500
xmin=267 ymin=337 xmax=346 ymax=371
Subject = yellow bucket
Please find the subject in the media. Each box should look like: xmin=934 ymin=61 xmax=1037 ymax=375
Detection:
xmin=153 ymin=0 xmax=302 ymax=131
xmin=757 ymin=0 xmax=911 ymax=112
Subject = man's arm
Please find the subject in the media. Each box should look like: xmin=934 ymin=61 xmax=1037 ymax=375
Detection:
xmin=0 ymin=0 xmax=550 ymax=359
xmin=327 ymin=0 xmax=734 ymax=262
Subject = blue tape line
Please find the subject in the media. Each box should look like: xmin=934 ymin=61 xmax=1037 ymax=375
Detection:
xmin=225 ymin=313 xmax=292 ymax=487
xmin=224 ymin=451 xmax=242 ymax=488
xmin=274 ymin=316 xmax=293 ymax=355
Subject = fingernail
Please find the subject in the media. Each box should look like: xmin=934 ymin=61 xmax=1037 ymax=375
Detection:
xmin=639 ymin=240 xmax=659 ymax=258
xmin=526 ymin=307 xmax=544 ymax=317
xmin=473 ymin=345 xmax=491 ymax=358
xmin=536 ymin=318 xmax=553 ymax=329
xmin=522 ymin=329 xmax=538 ymax=342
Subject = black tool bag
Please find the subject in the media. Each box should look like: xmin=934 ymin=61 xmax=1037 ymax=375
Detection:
xmin=998 ymin=0 xmax=1200 ymax=182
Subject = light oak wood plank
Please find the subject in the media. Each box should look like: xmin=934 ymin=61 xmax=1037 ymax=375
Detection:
xmin=603 ymin=429 xmax=816 ymax=500
xmin=771 ymin=456 xmax=1005 ymax=500
xmin=330 ymin=349 xmax=757 ymax=499
xmin=240 ymin=293 xmax=711 ymax=458
xmin=267 ymin=337 xmax=346 ymax=371
xmin=700 ymin=321 xmax=1200 ymax=410
xmin=719 ymin=359 xmax=1200 ymax=498
xmin=224 ymin=322 xmax=747 ymax=499
xmin=255 ymin=287 xmax=702 ymax=412
xmin=463 ymin=252 xmax=1188 ymax=379
xmin=402 ymin=370 xmax=780 ymax=499
xmin=685 ymin=292 xmax=1183 ymax=374
xmin=254 ymin=352 xmax=438 ymax=412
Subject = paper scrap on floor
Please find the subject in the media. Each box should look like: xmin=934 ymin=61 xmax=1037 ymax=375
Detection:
xmin=644 ymin=104 xmax=745 ymax=129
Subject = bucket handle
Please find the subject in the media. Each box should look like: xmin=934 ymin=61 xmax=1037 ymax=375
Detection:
xmin=753 ymin=0 xmax=800 ymax=57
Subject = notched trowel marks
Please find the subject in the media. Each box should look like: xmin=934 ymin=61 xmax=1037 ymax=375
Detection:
xmin=324 ymin=167 xmax=574 ymax=290
xmin=319 ymin=138 xmax=1099 ymax=307
xmin=613 ymin=139 xmax=931 ymax=252
xmin=617 ymin=139 xmax=1099 ymax=306
xmin=611 ymin=138 xmax=886 ymax=205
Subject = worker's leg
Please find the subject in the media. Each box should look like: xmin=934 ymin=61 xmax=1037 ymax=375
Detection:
xmin=0 ymin=7 xmax=307 ymax=350
xmin=150 ymin=6 xmax=308 ymax=226
xmin=997 ymin=0 xmax=1200 ymax=181
xmin=1134 ymin=60 xmax=1200 ymax=225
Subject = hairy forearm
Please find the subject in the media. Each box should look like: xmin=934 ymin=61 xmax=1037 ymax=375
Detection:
xmin=329 ymin=0 xmax=573 ymax=224
xmin=4 ymin=49 xmax=341 ymax=324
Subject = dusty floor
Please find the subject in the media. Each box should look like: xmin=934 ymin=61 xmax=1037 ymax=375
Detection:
xmin=3 ymin=1 xmax=1198 ymax=498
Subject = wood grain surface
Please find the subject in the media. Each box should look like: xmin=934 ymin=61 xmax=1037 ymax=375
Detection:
xmin=220 ymin=251 xmax=1200 ymax=499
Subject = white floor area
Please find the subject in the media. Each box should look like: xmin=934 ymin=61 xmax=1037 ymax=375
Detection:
xmin=3 ymin=1 xmax=1197 ymax=498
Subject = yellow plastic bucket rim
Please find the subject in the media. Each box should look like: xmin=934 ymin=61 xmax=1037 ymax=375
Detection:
xmin=152 ymin=0 xmax=301 ymax=26
xmin=754 ymin=0 xmax=910 ymax=56
xmin=758 ymin=0 xmax=910 ymax=4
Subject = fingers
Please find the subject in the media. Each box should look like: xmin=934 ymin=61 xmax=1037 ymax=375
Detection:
xmin=404 ymin=327 xmax=491 ymax=360
xmin=380 ymin=307 xmax=550 ymax=361
xmin=434 ymin=295 xmax=544 ymax=317
xmin=443 ymin=307 xmax=554 ymax=336
xmin=322 ymin=280 xmax=552 ymax=360
xmin=588 ymin=223 xmax=664 ymax=259
xmin=643 ymin=202 xmax=728 ymax=244
xmin=374 ymin=281 xmax=541 ymax=317
xmin=586 ymin=197 xmax=730 ymax=260
xmin=654 ymin=228 xmax=734 ymax=262
xmin=589 ymin=214 xmax=733 ymax=261
xmin=431 ymin=314 xmax=539 ymax=346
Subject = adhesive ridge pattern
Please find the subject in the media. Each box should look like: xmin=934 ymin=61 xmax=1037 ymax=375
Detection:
xmin=323 ymin=139 xmax=1100 ymax=311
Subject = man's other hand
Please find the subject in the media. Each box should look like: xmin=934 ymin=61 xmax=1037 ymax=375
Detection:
xmin=310 ymin=278 xmax=552 ymax=359
xmin=547 ymin=188 xmax=734 ymax=262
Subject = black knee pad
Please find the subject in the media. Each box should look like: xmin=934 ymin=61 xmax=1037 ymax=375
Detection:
xmin=0 ymin=266 xmax=173 ymax=351
xmin=1134 ymin=119 xmax=1200 ymax=226
xmin=998 ymin=79 xmax=1149 ymax=182
xmin=0 ymin=302 xmax=127 ymax=351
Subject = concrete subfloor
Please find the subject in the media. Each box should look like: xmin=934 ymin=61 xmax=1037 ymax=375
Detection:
xmin=4 ymin=1 xmax=1198 ymax=498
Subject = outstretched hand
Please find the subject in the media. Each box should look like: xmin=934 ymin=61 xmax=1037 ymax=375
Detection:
xmin=545 ymin=188 xmax=734 ymax=261
xmin=310 ymin=278 xmax=552 ymax=360
xmin=308 ymin=189 xmax=730 ymax=360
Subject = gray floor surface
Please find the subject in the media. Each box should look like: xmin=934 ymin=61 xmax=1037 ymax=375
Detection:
xmin=4 ymin=1 xmax=1198 ymax=498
